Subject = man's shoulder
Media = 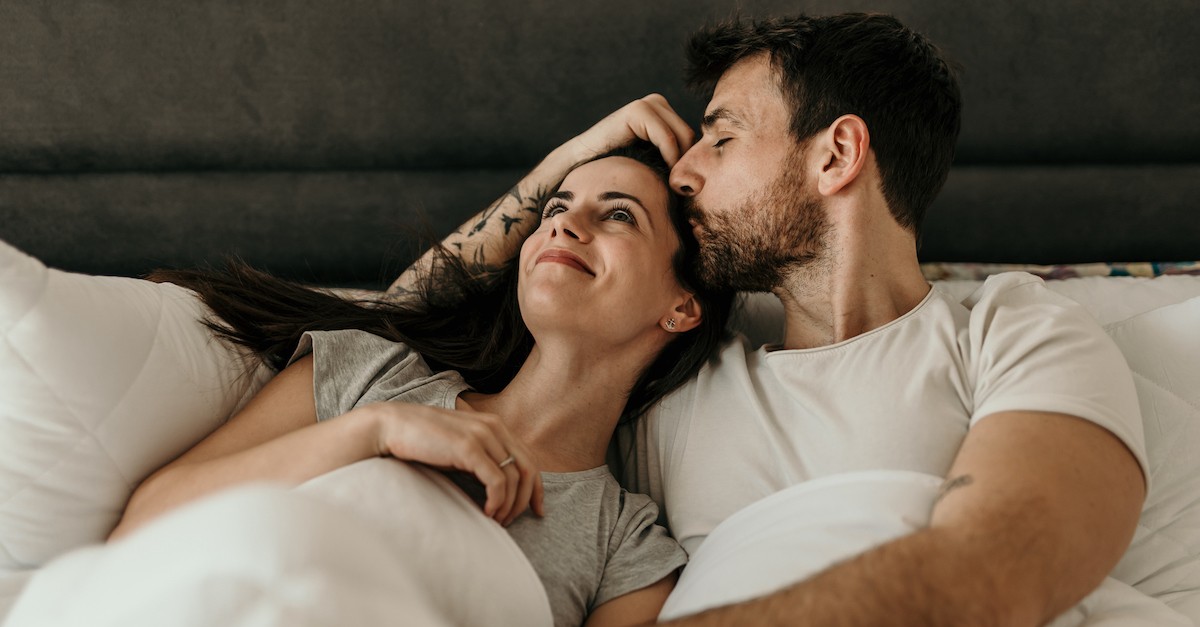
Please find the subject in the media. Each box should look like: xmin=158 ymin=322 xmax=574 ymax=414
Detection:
xmin=641 ymin=334 xmax=759 ymax=419
xmin=958 ymin=271 xmax=1104 ymax=335
xmin=691 ymin=333 xmax=763 ymax=379
xmin=959 ymin=271 xmax=1066 ymax=310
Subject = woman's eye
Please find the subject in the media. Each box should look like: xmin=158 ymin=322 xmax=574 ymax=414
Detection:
xmin=713 ymin=137 xmax=732 ymax=149
xmin=608 ymin=208 xmax=636 ymax=223
xmin=542 ymin=204 xmax=567 ymax=219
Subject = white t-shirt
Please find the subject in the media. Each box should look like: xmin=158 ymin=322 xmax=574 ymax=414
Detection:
xmin=623 ymin=272 xmax=1148 ymax=556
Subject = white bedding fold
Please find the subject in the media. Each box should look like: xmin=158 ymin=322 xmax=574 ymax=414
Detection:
xmin=5 ymin=460 xmax=552 ymax=627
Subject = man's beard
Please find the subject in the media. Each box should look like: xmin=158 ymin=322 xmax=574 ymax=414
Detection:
xmin=685 ymin=150 xmax=830 ymax=292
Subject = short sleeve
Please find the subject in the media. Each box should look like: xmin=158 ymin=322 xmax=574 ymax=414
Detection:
xmin=287 ymin=329 xmax=465 ymax=422
xmin=594 ymin=490 xmax=687 ymax=610
xmin=963 ymin=273 xmax=1148 ymax=484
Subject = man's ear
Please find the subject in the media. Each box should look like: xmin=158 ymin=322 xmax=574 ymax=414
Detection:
xmin=662 ymin=293 xmax=702 ymax=334
xmin=816 ymin=114 xmax=869 ymax=197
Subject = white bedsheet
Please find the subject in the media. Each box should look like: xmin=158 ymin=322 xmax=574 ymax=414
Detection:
xmin=659 ymin=470 xmax=1192 ymax=626
xmin=4 ymin=459 xmax=553 ymax=627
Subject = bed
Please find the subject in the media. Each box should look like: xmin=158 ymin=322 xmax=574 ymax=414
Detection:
xmin=2 ymin=1 xmax=1198 ymax=625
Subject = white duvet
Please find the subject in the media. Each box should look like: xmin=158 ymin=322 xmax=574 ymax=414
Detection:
xmin=3 ymin=459 xmax=553 ymax=627
xmin=659 ymin=470 xmax=1193 ymax=626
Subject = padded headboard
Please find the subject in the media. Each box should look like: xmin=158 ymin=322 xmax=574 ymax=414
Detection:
xmin=2 ymin=1 xmax=1197 ymax=287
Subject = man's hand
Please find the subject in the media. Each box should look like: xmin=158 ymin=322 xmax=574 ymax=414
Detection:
xmin=563 ymin=93 xmax=695 ymax=167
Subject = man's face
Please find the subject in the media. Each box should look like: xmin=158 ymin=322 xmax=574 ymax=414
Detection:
xmin=670 ymin=54 xmax=829 ymax=292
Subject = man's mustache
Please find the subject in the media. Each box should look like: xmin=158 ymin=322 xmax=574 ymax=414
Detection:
xmin=681 ymin=198 xmax=706 ymax=226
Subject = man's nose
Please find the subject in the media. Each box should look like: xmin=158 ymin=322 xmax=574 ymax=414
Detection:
xmin=670 ymin=147 xmax=702 ymax=197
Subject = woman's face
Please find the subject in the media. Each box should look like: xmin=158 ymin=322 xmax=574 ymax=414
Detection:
xmin=517 ymin=156 xmax=691 ymax=345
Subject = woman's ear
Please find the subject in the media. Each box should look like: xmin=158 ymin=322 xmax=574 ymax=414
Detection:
xmin=662 ymin=293 xmax=702 ymax=333
xmin=816 ymin=114 xmax=869 ymax=197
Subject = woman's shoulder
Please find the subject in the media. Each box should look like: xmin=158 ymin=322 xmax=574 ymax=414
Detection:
xmin=295 ymin=328 xmax=414 ymax=360
xmin=296 ymin=329 xmax=468 ymax=419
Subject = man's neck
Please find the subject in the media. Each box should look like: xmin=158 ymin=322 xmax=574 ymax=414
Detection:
xmin=773 ymin=218 xmax=930 ymax=350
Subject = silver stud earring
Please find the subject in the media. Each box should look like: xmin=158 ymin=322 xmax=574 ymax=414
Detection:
xmin=666 ymin=318 xmax=677 ymax=330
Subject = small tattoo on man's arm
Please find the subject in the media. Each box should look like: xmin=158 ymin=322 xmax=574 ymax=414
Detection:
xmin=935 ymin=475 xmax=974 ymax=506
xmin=501 ymin=214 xmax=522 ymax=234
xmin=505 ymin=185 xmax=522 ymax=204
xmin=523 ymin=183 xmax=552 ymax=214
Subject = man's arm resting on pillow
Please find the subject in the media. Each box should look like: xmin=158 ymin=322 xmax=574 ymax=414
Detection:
xmin=386 ymin=94 xmax=694 ymax=301
xmin=654 ymin=411 xmax=1146 ymax=627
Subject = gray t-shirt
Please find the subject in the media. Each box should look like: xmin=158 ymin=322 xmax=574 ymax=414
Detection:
xmin=290 ymin=329 xmax=686 ymax=627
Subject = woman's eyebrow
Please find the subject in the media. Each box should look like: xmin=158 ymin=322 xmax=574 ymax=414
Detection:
xmin=599 ymin=191 xmax=645 ymax=209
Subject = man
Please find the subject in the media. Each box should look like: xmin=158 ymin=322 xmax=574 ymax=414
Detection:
xmin=392 ymin=13 xmax=1147 ymax=626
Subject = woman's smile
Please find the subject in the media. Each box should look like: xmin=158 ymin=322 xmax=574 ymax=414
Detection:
xmin=536 ymin=248 xmax=595 ymax=275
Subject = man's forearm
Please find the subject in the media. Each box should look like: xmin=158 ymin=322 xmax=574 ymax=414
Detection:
xmin=659 ymin=525 xmax=1039 ymax=627
xmin=386 ymin=144 xmax=585 ymax=299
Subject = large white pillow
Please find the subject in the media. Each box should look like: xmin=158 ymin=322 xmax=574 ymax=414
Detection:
xmin=1107 ymin=297 xmax=1200 ymax=621
xmin=0 ymin=239 xmax=272 ymax=614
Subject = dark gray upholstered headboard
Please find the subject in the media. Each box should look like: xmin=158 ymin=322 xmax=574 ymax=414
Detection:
xmin=2 ymin=1 xmax=1197 ymax=287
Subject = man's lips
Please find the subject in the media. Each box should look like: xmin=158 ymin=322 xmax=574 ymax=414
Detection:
xmin=536 ymin=249 xmax=594 ymax=275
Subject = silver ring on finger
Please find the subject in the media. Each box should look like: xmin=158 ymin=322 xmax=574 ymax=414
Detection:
xmin=498 ymin=454 xmax=516 ymax=469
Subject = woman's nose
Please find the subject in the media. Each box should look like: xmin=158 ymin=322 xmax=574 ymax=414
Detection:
xmin=552 ymin=224 xmax=580 ymax=239
xmin=551 ymin=214 xmax=590 ymax=242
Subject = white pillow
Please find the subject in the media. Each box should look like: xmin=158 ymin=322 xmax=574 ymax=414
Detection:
xmin=0 ymin=239 xmax=271 ymax=609
xmin=1106 ymin=297 xmax=1200 ymax=621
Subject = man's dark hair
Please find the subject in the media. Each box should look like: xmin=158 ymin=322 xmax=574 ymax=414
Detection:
xmin=686 ymin=13 xmax=962 ymax=234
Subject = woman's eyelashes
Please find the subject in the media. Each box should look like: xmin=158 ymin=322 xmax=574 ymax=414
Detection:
xmin=541 ymin=201 xmax=639 ymax=226
xmin=606 ymin=206 xmax=637 ymax=224
xmin=541 ymin=202 xmax=566 ymax=219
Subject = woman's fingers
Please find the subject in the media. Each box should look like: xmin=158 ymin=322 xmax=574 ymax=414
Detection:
xmin=460 ymin=417 xmax=519 ymax=521
xmin=496 ymin=458 xmax=521 ymax=524
xmin=469 ymin=415 xmax=527 ymax=524
xmin=374 ymin=402 xmax=543 ymax=525
xmin=505 ymin=456 xmax=540 ymax=526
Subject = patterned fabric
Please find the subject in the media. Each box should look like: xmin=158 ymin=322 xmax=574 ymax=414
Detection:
xmin=920 ymin=261 xmax=1200 ymax=281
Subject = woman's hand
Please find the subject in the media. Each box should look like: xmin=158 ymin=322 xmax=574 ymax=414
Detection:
xmin=365 ymin=402 xmax=545 ymax=526
xmin=563 ymin=93 xmax=696 ymax=167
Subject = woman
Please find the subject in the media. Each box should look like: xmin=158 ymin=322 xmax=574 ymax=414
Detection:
xmin=107 ymin=141 xmax=735 ymax=627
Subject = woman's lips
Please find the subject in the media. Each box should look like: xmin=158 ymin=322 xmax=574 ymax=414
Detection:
xmin=536 ymin=249 xmax=595 ymax=275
